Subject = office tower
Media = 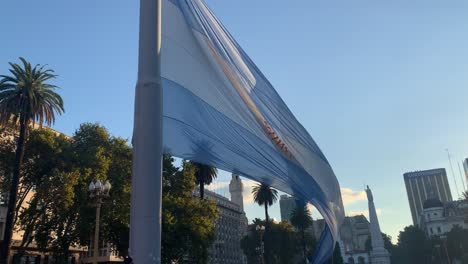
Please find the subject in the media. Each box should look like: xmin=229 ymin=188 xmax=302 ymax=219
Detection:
xmin=279 ymin=195 xmax=297 ymax=222
xmin=403 ymin=168 xmax=452 ymax=225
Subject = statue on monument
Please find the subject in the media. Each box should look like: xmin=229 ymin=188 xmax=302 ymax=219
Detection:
xmin=366 ymin=185 xmax=373 ymax=202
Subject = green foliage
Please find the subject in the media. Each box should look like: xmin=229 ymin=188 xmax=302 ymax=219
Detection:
xmin=393 ymin=225 xmax=431 ymax=264
xmin=365 ymin=232 xmax=396 ymax=262
xmin=251 ymin=183 xmax=279 ymax=263
xmin=446 ymin=225 xmax=468 ymax=263
xmin=0 ymin=128 xmax=16 ymax=194
xmin=384 ymin=225 xmax=468 ymax=264
xmin=2 ymin=124 xmax=219 ymax=262
xmin=290 ymin=204 xmax=313 ymax=231
xmin=327 ymin=242 xmax=343 ymax=264
xmin=162 ymin=158 xmax=218 ymax=263
xmin=252 ymin=183 xmax=278 ymax=208
xmin=0 ymin=57 xmax=64 ymax=261
xmin=0 ymin=57 xmax=64 ymax=127
xmin=9 ymin=124 xmax=132 ymax=260
xmin=290 ymin=203 xmax=314 ymax=263
xmin=241 ymin=220 xmax=301 ymax=264
xmin=251 ymin=183 xmax=278 ymax=226
xmin=192 ymin=162 xmax=217 ymax=199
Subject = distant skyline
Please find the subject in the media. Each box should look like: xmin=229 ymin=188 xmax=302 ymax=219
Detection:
xmin=2 ymin=0 xmax=468 ymax=242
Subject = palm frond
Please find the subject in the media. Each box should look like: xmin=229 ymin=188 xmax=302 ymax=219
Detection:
xmin=251 ymin=183 xmax=278 ymax=206
xmin=0 ymin=57 xmax=64 ymax=128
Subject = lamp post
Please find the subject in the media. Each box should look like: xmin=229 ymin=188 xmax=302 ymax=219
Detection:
xmin=440 ymin=235 xmax=451 ymax=264
xmin=89 ymin=180 xmax=111 ymax=264
xmin=256 ymin=225 xmax=265 ymax=264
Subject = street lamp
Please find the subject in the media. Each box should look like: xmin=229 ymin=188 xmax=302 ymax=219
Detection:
xmin=256 ymin=225 xmax=265 ymax=264
xmin=89 ymin=180 xmax=111 ymax=264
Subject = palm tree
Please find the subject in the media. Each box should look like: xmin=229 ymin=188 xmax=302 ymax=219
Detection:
xmin=252 ymin=183 xmax=278 ymax=227
xmin=0 ymin=57 xmax=64 ymax=261
xmin=463 ymin=190 xmax=468 ymax=201
xmin=290 ymin=203 xmax=313 ymax=263
xmin=193 ymin=162 xmax=217 ymax=199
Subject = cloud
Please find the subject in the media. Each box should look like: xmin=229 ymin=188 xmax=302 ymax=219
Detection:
xmin=207 ymin=180 xmax=367 ymax=210
xmin=242 ymin=180 xmax=258 ymax=204
xmin=340 ymin=188 xmax=367 ymax=205
xmin=347 ymin=208 xmax=382 ymax=218
xmin=206 ymin=181 xmax=230 ymax=191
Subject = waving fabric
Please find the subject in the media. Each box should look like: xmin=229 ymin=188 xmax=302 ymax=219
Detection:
xmin=161 ymin=0 xmax=344 ymax=262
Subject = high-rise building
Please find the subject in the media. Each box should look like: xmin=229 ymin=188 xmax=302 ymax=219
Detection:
xmin=279 ymin=195 xmax=297 ymax=222
xmin=404 ymin=168 xmax=452 ymax=225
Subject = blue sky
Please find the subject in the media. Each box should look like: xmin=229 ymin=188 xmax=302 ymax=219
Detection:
xmin=2 ymin=0 xmax=468 ymax=242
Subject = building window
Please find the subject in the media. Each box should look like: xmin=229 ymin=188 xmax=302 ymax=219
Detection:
xmin=437 ymin=226 xmax=441 ymax=233
xmin=430 ymin=227 xmax=433 ymax=234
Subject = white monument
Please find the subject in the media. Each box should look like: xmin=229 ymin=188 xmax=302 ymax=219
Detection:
xmin=229 ymin=174 xmax=248 ymax=231
xmin=366 ymin=186 xmax=391 ymax=264
xmin=229 ymin=174 xmax=244 ymax=211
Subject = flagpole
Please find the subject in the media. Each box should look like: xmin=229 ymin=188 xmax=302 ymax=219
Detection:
xmin=130 ymin=0 xmax=162 ymax=262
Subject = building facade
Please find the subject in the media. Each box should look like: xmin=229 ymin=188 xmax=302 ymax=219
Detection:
xmin=203 ymin=174 xmax=247 ymax=264
xmin=279 ymin=195 xmax=297 ymax=222
xmin=0 ymin=197 xmax=85 ymax=263
xmin=338 ymin=215 xmax=371 ymax=264
xmin=419 ymin=198 xmax=468 ymax=237
xmin=312 ymin=215 xmax=371 ymax=264
xmin=404 ymin=168 xmax=453 ymax=225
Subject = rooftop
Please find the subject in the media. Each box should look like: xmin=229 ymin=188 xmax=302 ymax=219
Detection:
xmin=403 ymin=168 xmax=446 ymax=178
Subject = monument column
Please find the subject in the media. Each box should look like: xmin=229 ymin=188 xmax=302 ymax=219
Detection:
xmin=366 ymin=186 xmax=391 ymax=264
xmin=229 ymin=174 xmax=248 ymax=231
xmin=229 ymin=174 xmax=244 ymax=212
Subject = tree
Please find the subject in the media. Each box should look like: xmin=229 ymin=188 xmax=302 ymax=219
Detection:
xmin=3 ymin=124 xmax=218 ymax=262
xmin=192 ymin=162 xmax=217 ymax=199
xmin=365 ymin=232 xmax=394 ymax=251
xmin=0 ymin=57 xmax=64 ymax=262
xmin=290 ymin=203 xmax=313 ymax=263
xmin=241 ymin=220 xmax=300 ymax=264
xmin=251 ymin=183 xmax=278 ymax=263
xmin=365 ymin=232 xmax=396 ymax=262
xmin=9 ymin=124 xmax=132 ymax=262
xmin=326 ymin=242 xmax=343 ymax=264
xmin=393 ymin=225 xmax=431 ymax=264
xmin=251 ymin=183 xmax=278 ymax=226
xmin=463 ymin=191 xmax=468 ymax=201
xmin=162 ymin=159 xmax=218 ymax=263
xmin=446 ymin=225 xmax=468 ymax=263
xmin=15 ymin=129 xmax=72 ymax=257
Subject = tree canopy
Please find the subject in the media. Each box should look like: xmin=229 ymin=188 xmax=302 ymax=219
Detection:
xmin=0 ymin=57 xmax=65 ymax=261
xmin=241 ymin=220 xmax=302 ymax=264
xmin=162 ymin=157 xmax=218 ymax=263
xmin=1 ymin=124 xmax=219 ymax=263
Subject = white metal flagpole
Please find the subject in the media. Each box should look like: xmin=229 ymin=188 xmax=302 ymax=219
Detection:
xmin=130 ymin=0 xmax=162 ymax=262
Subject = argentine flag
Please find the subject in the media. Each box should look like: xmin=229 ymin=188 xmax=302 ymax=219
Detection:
xmin=161 ymin=0 xmax=344 ymax=262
